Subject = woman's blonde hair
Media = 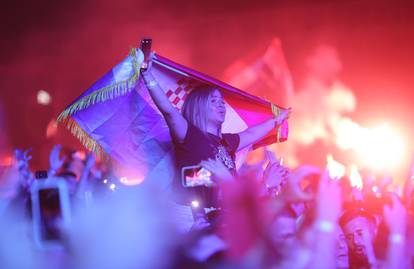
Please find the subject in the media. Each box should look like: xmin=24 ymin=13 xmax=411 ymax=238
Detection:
xmin=182 ymin=86 xmax=219 ymax=134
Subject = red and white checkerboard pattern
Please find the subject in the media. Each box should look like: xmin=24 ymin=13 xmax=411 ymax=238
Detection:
xmin=166 ymin=87 xmax=187 ymax=110
xmin=165 ymin=78 xmax=203 ymax=110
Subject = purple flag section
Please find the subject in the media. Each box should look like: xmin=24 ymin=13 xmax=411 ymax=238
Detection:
xmin=70 ymin=81 xmax=175 ymax=189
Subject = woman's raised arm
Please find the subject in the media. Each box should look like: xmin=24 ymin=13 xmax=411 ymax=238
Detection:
xmin=140 ymin=61 xmax=188 ymax=142
xmin=237 ymin=108 xmax=291 ymax=151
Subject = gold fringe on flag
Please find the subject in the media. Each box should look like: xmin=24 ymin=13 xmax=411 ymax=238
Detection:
xmin=271 ymin=103 xmax=281 ymax=118
xmin=56 ymin=48 xmax=143 ymax=156
xmin=56 ymin=48 xmax=142 ymax=123
xmin=61 ymin=116 xmax=108 ymax=158
xmin=276 ymin=124 xmax=282 ymax=142
xmin=271 ymin=103 xmax=283 ymax=142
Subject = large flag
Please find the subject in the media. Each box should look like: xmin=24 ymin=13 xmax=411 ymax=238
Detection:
xmin=57 ymin=48 xmax=288 ymax=189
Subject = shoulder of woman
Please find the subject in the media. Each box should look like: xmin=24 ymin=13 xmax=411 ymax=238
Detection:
xmin=174 ymin=121 xmax=203 ymax=145
xmin=222 ymin=133 xmax=240 ymax=152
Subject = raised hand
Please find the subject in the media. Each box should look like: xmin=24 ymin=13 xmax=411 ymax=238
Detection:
xmin=383 ymin=195 xmax=407 ymax=235
xmin=238 ymin=159 xmax=266 ymax=181
xmin=315 ymin=170 xmax=342 ymax=222
xmin=279 ymin=165 xmax=320 ymax=202
xmin=14 ymin=148 xmax=33 ymax=185
xmin=275 ymin=107 xmax=292 ymax=125
xmin=49 ymin=144 xmax=66 ymax=175
xmin=199 ymin=158 xmax=234 ymax=183
xmin=307 ymin=170 xmax=342 ymax=269
xmin=382 ymin=194 xmax=407 ymax=269
xmin=76 ymin=153 xmax=97 ymax=204
xmin=140 ymin=52 xmax=156 ymax=86
xmin=262 ymin=162 xmax=289 ymax=195
xmin=14 ymin=148 xmax=32 ymax=170
xmin=84 ymin=153 xmax=96 ymax=171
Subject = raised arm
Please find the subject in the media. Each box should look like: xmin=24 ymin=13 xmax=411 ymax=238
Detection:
xmin=237 ymin=108 xmax=291 ymax=151
xmin=140 ymin=61 xmax=188 ymax=142
xmin=306 ymin=170 xmax=342 ymax=269
xmin=382 ymin=195 xmax=408 ymax=269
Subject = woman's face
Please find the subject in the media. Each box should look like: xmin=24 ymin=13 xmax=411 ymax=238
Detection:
xmin=207 ymin=90 xmax=226 ymax=125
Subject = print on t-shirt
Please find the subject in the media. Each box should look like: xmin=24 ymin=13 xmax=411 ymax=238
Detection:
xmin=212 ymin=144 xmax=236 ymax=170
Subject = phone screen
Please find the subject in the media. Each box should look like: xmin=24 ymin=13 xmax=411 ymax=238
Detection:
xmin=39 ymin=188 xmax=62 ymax=241
xmin=182 ymin=166 xmax=213 ymax=187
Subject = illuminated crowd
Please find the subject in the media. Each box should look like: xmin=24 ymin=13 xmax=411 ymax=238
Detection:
xmin=0 ymin=145 xmax=413 ymax=269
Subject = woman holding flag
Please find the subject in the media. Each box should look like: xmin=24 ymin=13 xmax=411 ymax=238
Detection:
xmin=141 ymin=58 xmax=291 ymax=212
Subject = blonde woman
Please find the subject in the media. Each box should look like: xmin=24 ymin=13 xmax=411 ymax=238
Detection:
xmin=141 ymin=64 xmax=290 ymax=209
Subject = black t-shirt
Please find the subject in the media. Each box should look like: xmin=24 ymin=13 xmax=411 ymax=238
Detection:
xmin=173 ymin=123 xmax=240 ymax=207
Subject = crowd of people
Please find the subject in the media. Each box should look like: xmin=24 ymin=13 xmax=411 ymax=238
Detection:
xmin=0 ymin=59 xmax=413 ymax=269
xmin=0 ymin=143 xmax=413 ymax=269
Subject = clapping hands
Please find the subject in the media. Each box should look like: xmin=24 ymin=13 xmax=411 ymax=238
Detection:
xmin=262 ymin=162 xmax=289 ymax=196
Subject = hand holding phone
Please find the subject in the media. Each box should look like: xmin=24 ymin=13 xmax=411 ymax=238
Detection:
xmin=182 ymin=165 xmax=214 ymax=187
xmin=30 ymin=177 xmax=71 ymax=249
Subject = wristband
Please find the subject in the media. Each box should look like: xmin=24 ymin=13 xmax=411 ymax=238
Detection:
xmin=146 ymin=80 xmax=158 ymax=88
xmin=315 ymin=220 xmax=335 ymax=233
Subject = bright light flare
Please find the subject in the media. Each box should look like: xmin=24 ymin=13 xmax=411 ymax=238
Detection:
xmin=37 ymin=90 xmax=51 ymax=105
xmin=360 ymin=125 xmax=405 ymax=171
xmin=336 ymin=121 xmax=406 ymax=171
xmin=326 ymin=154 xmax=345 ymax=179
xmin=349 ymin=165 xmax=363 ymax=190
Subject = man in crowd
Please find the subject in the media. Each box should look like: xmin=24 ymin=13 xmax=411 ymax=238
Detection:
xmin=340 ymin=207 xmax=378 ymax=269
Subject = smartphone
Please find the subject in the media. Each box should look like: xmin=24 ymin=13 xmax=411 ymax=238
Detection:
xmin=140 ymin=38 xmax=152 ymax=71
xmin=35 ymin=170 xmax=48 ymax=179
xmin=30 ymin=177 xmax=71 ymax=249
xmin=182 ymin=165 xmax=214 ymax=187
